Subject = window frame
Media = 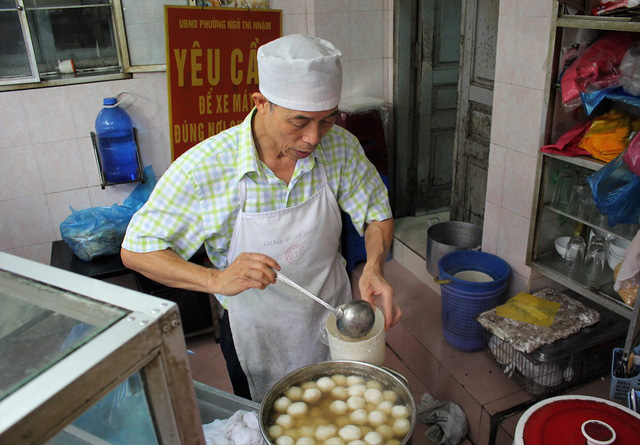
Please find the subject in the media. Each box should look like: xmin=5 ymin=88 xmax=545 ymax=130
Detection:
xmin=0 ymin=0 xmax=196 ymax=92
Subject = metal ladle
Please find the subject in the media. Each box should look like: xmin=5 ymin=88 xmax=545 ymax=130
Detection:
xmin=276 ymin=271 xmax=376 ymax=338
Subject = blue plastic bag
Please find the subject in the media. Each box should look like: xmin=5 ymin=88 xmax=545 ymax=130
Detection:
xmin=60 ymin=166 xmax=157 ymax=261
xmin=586 ymin=153 xmax=640 ymax=226
xmin=60 ymin=204 xmax=134 ymax=261
xmin=56 ymin=323 xmax=157 ymax=445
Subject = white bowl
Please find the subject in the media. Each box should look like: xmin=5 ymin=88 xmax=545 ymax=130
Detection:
xmin=555 ymin=236 xmax=570 ymax=258
xmin=607 ymin=253 xmax=622 ymax=271
xmin=610 ymin=238 xmax=631 ymax=258
xmin=608 ymin=246 xmax=624 ymax=260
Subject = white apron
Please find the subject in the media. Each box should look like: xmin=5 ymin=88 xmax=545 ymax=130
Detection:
xmin=226 ymin=162 xmax=351 ymax=402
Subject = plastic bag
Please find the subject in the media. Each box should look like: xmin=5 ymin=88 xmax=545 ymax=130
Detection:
xmin=620 ymin=41 xmax=640 ymax=96
xmin=586 ymin=152 xmax=640 ymax=226
xmin=561 ymin=32 xmax=638 ymax=111
xmin=624 ymin=131 xmax=640 ymax=176
xmin=60 ymin=165 xmax=157 ymax=261
xmin=59 ymin=323 xmax=156 ymax=444
xmin=60 ymin=204 xmax=134 ymax=261
xmin=593 ymin=0 xmax=640 ymax=15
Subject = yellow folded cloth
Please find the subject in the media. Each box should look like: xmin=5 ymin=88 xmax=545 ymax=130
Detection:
xmin=578 ymin=110 xmax=639 ymax=162
xmin=495 ymin=292 xmax=562 ymax=327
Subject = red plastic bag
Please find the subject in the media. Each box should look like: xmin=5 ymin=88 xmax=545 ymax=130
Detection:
xmin=624 ymin=131 xmax=640 ymax=176
xmin=561 ymin=32 xmax=638 ymax=110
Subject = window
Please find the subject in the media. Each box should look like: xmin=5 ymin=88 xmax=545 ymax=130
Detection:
xmin=0 ymin=0 xmax=124 ymax=86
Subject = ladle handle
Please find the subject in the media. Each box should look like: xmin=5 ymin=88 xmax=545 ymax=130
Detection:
xmin=276 ymin=271 xmax=339 ymax=315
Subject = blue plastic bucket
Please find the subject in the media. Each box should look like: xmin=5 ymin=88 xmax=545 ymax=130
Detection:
xmin=438 ymin=251 xmax=511 ymax=352
xmin=438 ymin=250 xmax=510 ymax=292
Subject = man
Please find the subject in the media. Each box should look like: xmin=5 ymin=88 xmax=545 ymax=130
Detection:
xmin=121 ymin=34 xmax=401 ymax=402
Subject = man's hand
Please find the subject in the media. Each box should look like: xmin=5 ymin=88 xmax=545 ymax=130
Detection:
xmin=358 ymin=268 xmax=402 ymax=331
xmin=215 ymin=252 xmax=280 ymax=296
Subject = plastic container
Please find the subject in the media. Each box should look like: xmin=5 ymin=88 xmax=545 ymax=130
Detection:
xmin=326 ymin=307 xmax=385 ymax=365
xmin=610 ymin=346 xmax=640 ymax=404
xmin=95 ymin=97 xmax=139 ymax=183
xmin=437 ymin=250 xmax=510 ymax=293
xmin=438 ymin=251 xmax=511 ymax=351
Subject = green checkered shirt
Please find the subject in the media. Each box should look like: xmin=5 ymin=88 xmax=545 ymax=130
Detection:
xmin=123 ymin=109 xmax=391 ymax=297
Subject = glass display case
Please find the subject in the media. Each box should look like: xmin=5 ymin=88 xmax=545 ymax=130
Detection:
xmin=0 ymin=251 xmax=205 ymax=444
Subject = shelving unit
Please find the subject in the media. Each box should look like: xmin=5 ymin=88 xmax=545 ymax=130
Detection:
xmin=528 ymin=3 xmax=640 ymax=326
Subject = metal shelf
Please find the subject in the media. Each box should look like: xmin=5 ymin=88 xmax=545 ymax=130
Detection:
xmin=529 ymin=253 xmax=630 ymax=318
xmin=529 ymin=1 xmax=640 ymax=362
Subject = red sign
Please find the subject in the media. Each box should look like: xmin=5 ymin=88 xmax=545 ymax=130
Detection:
xmin=165 ymin=7 xmax=281 ymax=160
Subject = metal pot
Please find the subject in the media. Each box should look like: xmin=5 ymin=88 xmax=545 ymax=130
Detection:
xmin=426 ymin=217 xmax=482 ymax=277
xmin=259 ymin=360 xmax=417 ymax=444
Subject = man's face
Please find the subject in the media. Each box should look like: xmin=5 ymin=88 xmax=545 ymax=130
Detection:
xmin=261 ymin=103 xmax=339 ymax=161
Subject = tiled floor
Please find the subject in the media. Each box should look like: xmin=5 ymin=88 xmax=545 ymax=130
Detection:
xmin=187 ymin=223 xmax=615 ymax=445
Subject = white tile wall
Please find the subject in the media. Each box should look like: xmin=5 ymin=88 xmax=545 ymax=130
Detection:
xmin=0 ymin=0 xmax=395 ymax=265
xmin=0 ymin=91 xmax=31 ymax=149
xmin=23 ymin=87 xmax=78 ymax=144
xmin=3 ymin=195 xmax=56 ymax=248
xmin=34 ymin=139 xmax=87 ymax=194
xmin=0 ymin=145 xmax=44 ymax=201
xmin=502 ymin=149 xmax=537 ymax=219
xmin=0 ymin=209 xmax=13 ymax=251
xmin=485 ymin=143 xmax=506 ymax=207
xmin=482 ymin=0 xmax=554 ymax=291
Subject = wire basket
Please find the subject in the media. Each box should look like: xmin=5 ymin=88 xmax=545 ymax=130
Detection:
xmin=610 ymin=346 xmax=640 ymax=404
xmin=486 ymin=331 xmax=624 ymax=399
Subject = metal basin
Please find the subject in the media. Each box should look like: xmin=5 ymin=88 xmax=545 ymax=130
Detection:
xmin=260 ymin=360 xmax=416 ymax=444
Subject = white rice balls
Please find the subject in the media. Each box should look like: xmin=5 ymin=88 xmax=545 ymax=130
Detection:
xmin=276 ymin=436 xmax=295 ymax=445
xmin=346 ymin=396 xmax=366 ymax=411
xmin=287 ymin=401 xmax=308 ymax=418
xmin=338 ymin=425 xmax=363 ymax=441
xmin=392 ymin=418 xmax=411 ymax=436
xmin=363 ymin=388 xmax=383 ymax=405
xmin=347 ymin=384 xmax=367 ymax=397
xmin=276 ymin=414 xmax=295 ymax=429
xmin=275 ymin=396 xmax=292 ymax=412
xmin=350 ymin=409 xmax=368 ymax=425
xmin=367 ymin=410 xmax=387 ymax=427
xmin=268 ymin=374 xmax=411 ymax=444
xmin=330 ymin=400 xmax=349 ymax=415
xmin=391 ymin=405 xmax=410 ymax=419
xmin=302 ymin=388 xmax=322 ymax=404
xmin=315 ymin=425 xmax=338 ymax=441
xmin=363 ymin=431 xmax=383 ymax=445
xmin=317 ymin=376 xmax=337 ymax=392
xmin=285 ymin=386 xmax=304 ymax=401
xmin=331 ymin=386 xmax=349 ymax=400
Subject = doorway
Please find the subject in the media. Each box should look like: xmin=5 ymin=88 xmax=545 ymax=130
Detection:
xmin=392 ymin=0 xmax=498 ymax=257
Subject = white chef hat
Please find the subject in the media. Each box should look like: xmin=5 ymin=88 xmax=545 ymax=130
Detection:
xmin=258 ymin=34 xmax=343 ymax=112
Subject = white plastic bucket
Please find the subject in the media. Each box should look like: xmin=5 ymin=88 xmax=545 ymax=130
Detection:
xmin=326 ymin=307 xmax=386 ymax=365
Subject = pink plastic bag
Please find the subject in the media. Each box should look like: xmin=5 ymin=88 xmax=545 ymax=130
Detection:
xmin=624 ymin=132 xmax=640 ymax=176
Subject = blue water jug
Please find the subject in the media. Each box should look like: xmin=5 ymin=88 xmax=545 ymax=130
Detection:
xmin=95 ymin=97 xmax=139 ymax=183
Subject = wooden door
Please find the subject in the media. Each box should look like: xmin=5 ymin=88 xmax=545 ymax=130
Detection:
xmin=450 ymin=0 xmax=499 ymax=225
xmin=413 ymin=1 xmax=462 ymax=214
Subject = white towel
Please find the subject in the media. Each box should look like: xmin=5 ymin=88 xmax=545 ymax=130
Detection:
xmin=203 ymin=410 xmax=266 ymax=445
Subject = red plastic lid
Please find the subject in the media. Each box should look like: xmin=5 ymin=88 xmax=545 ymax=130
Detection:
xmin=523 ymin=399 xmax=640 ymax=444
